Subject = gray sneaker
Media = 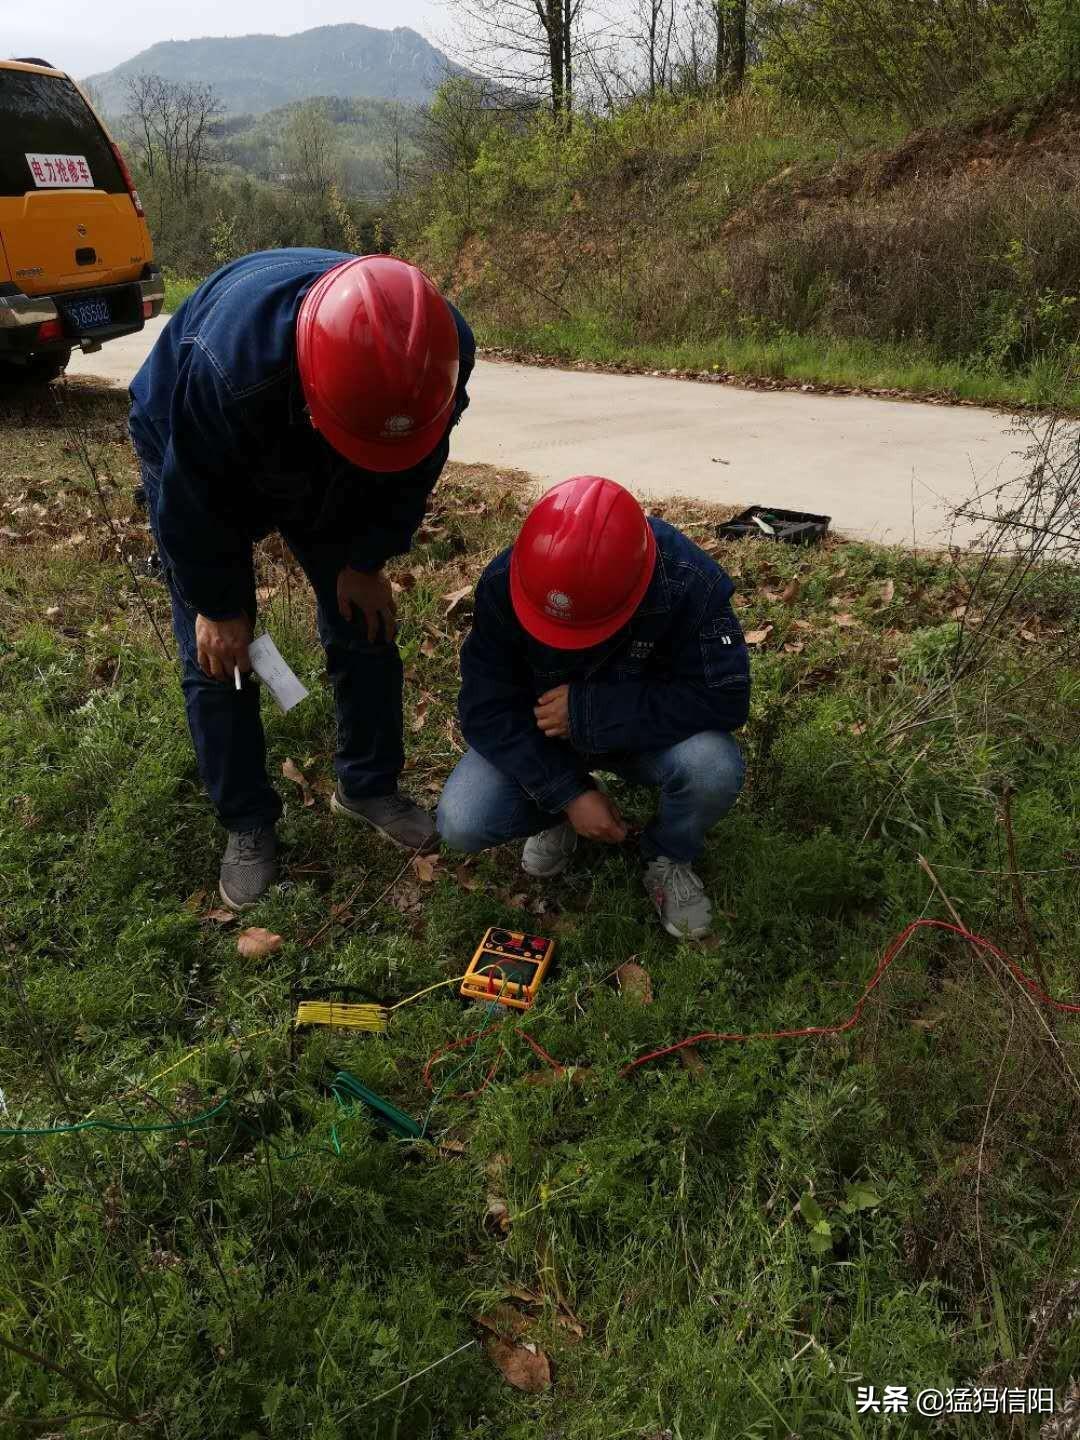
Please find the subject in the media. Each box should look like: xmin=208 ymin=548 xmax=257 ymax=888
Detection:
xmin=522 ymin=821 xmax=578 ymax=878
xmin=331 ymin=783 xmax=437 ymax=851
xmin=643 ymin=857 xmax=713 ymax=939
xmin=219 ymin=826 xmax=278 ymax=911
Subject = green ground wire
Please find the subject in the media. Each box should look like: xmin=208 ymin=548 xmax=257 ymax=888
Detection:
xmin=0 ymin=1094 xmax=234 ymax=1138
xmin=0 ymin=1001 xmax=511 ymax=1153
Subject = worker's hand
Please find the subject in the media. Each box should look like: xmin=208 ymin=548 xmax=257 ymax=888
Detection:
xmin=565 ymin=789 xmax=627 ymax=844
xmin=337 ymin=565 xmax=396 ymax=643
xmin=535 ymin=684 xmax=571 ymax=739
xmin=195 ymin=614 xmax=253 ymax=682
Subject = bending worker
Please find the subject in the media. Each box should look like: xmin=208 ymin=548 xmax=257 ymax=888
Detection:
xmin=437 ymin=476 xmax=750 ymax=939
xmin=129 ymin=250 xmax=474 ymax=910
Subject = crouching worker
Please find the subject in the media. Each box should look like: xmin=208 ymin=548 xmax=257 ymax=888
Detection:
xmin=129 ymin=250 xmax=474 ymax=910
xmin=437 ymin=476 xmax=750 ymax=939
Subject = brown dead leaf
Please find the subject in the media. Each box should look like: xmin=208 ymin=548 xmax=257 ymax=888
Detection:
xmin=1019 ymin=628 xmax=1038 ymax=643
xmin=45 ymin=605 xmax=61 ymax=619
xmin=203 ymin=907 xmax=238 ymax=926
xmin=880 ymin=578 xmax=895 ymax=605
xmin=255 ymin=584 xmax=277 ymax=604
xmin=281 ymin=757 xmax=315 ymax=807
xmin=678 ymin=1045 xmax=706 ymax=1076
xmin=793 ymin=618 xmax=814 ymax=631
xmin=412 ymin=853 xmax=439 ymax=885
xmin=951 ymin=604 xmax=969 ymax=620
xmin=419 ymin=636 xmax=438 ymax=658
xmin=438 ymin=1137 xmax=467 ymax=1157
xmin=615 ymin=961 xmax=653 ymax=1005
xmin=474 ymin=1304 xmax=531 ymax=1341
xmin=484 ymin=1336 xmax=551 ymax=1392
xmin=833 ymin=613 xmax=859 ymax=628
xmin=455 ymin=864 xmax=481 ymax=892
xmin=237 ymin=927 xmax=283 ymax=959
xmin=744 ymin=625 xmax=773 ymax=646
xmin=849 ymin=721 xmax=867 ymax=736
xmin=781 ymin=577 xmax=801 ymax=604
xmin=760 ymin=588 xmax=782 ymax=602
xmin=411 ymin=695 xmax=432 ymax=733
xmin=783 ymin=641 xmax=805 ymax=654
xmin=442 ymin=584 xmax=472 ymax=616
xmin=393 ymin=571 xmax=417 ymax=592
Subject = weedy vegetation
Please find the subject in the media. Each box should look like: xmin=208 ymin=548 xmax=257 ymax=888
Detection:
xmin=1 ymin=380 xmax=1079 ymax=1436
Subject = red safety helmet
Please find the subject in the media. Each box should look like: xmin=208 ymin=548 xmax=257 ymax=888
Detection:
xmin=510 ymin=476 xmax=657 ymax=649
xmin=296 ymin=255 xmax=460 ymax=472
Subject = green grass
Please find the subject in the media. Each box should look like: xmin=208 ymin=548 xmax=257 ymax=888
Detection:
xmin=2 ymin=380 xmax=1080 ymax=1436
xmin=478 ymin=317 xmax=1080 ymax=412
xmin=162 ymin=273 xmax=200 ymax=313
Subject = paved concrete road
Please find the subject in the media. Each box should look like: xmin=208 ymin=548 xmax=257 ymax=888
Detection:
xmin=68 ymin=315 xmax=1031 ymax=547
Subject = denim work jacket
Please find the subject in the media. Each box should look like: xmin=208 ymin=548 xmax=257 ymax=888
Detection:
xmin=458 ymin=517 xmax=751 ymax=812
xmin=129 ymin=248 xmax=475 ymax=619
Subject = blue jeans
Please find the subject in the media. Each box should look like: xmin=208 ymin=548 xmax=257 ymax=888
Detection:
xmin=140 ymin=463 xmax=404 ymax=833
xmin=438 ymin=731 xmax=745 ymax=864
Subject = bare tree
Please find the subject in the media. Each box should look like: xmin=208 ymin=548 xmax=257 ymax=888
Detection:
xmin=714 ymin=0 xmax=750 ymax=92
xmin=122 ymin=74 xmax=218 ymax=197
xmin=445 ymin=0 xmax=592 ymax=123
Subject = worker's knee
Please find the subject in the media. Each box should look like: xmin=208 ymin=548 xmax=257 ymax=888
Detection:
xmin=436 ymin=785 xmax=490 ymax=853
xmin=660 ymin=731 xmax=746 ymax=812
xmin=437 ymin=750 xmax=537 ymax=852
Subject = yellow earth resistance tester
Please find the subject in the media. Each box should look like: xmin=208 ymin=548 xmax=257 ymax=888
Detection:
xmin=460 ymin=927 xmax=556 ymax=1011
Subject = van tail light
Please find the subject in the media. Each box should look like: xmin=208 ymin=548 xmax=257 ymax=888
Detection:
xmin=142 ymin=299 xmax=155 ymax=319
xmin=37 ymin=318 xmax=64 ymax=343
xmin=110 ymin=142 xmax=145 ymax=218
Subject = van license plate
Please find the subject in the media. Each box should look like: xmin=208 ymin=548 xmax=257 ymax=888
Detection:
xmin=64 ymin=297 xmax=111 ymax=330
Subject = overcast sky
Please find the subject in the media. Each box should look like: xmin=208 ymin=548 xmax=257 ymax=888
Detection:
xmin=6 ymin=0 xmax=446 ymax=78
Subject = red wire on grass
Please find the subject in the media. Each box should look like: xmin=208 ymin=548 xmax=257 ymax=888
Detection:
xmin=423 ymin=919 xmax=1079 ymax=1098
xmin=619 ymin=918 xmax=1080 ymax=1076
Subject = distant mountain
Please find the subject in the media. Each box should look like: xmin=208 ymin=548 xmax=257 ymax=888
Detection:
xmin=85 ymin=24 xmax=467 ymax=116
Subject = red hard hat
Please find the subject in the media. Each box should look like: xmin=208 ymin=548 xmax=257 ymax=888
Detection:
xmin=296 ymin=255 xmax=460 ymax=472
xmin=510 ymin=476 xmax=657 ymax=649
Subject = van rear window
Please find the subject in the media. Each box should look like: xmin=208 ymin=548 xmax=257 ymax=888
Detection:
xmin=0 ymin=69 xmax=125 ymax=197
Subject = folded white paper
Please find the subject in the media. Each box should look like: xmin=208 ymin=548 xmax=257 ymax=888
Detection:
xmin=248 ymin=633 xmax=309 ymax=713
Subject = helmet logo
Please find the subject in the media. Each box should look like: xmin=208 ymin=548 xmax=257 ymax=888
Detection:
xmin=545 ymin=589 xmax=573 ymax=617
xmin=384 ymin=414 xmax=414 ymax=435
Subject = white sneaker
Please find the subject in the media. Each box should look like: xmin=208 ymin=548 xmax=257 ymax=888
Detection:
xmin=643 ymin=857 xmax=713 ymax=939
xmin=522 ymin=822 xmax=578 ymax=878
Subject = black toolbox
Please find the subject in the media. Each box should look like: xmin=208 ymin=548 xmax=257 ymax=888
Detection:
xmin=718 ymin=505 xmax=831 ymax=545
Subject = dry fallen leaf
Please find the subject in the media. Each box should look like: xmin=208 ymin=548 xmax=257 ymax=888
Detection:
xmin=744 ymin=625 xmax=773 ymax=646
xmin=281 ymin=758 xmax=315 ymax=807
xmin=615 ymin=961 xmax=653 ymax=1005
xmin=419 ymin=636 xmax=438 ymax=658
xmin=781 ymin=578 xmax=801 ymax=604
xmin=484 ymin=1336 xmax=552 ymax=1393
xmin=833 ymin=613 xmax=859 ymax=628
xmin=849 ymin=721 xmax=867 ymax=736
xmin=236 ymin=927 xmax=283 ymax=959
xmin=793 ymin=618 xmax=814 ymax=631
xmin=412 ymin=853 xmax=439 ymax=884
xmin=783 ymin=641 xmax=805 ymax=654
xmin=880 ymin=578 xmax=895 ymax=605
xmin=474 ymin=1304 xmax=531 ymax=1341
xmin=203 ymin=907 xmax=238 ymax=926
xmin=45 ymin=605 xmax=60 ymax=618
xmin=411 ymin=697 xmax=431 ymax=733
xmin=442 ymin=584 xmax=472 ymax=616
xmin=1019 ymin=628 xmax=1038 ymax=643
xmin=455 ymin=864 xmax=480 ymax=892
xmin=678 ymin=1045 xmax=706 ymax=1076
